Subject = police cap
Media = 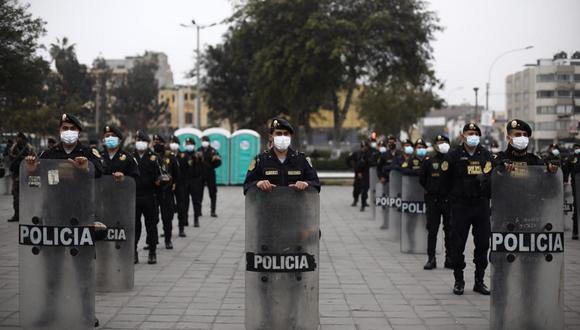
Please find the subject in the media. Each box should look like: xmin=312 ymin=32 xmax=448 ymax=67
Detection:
xmin=401 ymin=139 xmax=413 ymax=146
xmin=171 ymin=136 xmax=180 ymax=144
xmin=386 ymin=135 xmax=397 ymax=141
xmin=103 ymin=125 xmax=123 ymax=140
xmin=269 ymin=117 xmax=294 ymax=134
xmin=185 ymin=137 xmax=195 ymax=144
xmin=60 ymin=113 xmax=82 ymax=131
xmin=463 ymin=122 xmax=481 ymax=136
xmin=507 ymin=119 xmax=532 ymax=137
xmin=153 ymin=134 xmax=165 ymax=143
xmin=415 ymin=138 xmax=427 ymax=148
xmin=434 ymin=134 xmax=450 ymax=143
xmin=135 ymin=130 xmax=150 ymax=142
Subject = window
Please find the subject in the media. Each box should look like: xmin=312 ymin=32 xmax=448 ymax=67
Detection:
xmin=574 ymin=74 xmax=580 ymax=82
xmin=536 ymin=122 xmax=557 ymax=131
xmin=184 ymin=93 xmax=188 ymax=101
xmin=537 ymin=106 xmax=555 ymax=114
xmin=556 ymin=105 xmax=573 ymax=115
xmin=185 ymin=113 xmax=193 ymax=124
xmin=556 ymin=74 xmax=571 ymax=82
xmin=190 ymin=93 xmax=195 ymax=100
xmin=557 ymin=90 xmax=571 ymax=98
xmin=537 ymin=91 xmax=554 ymax=98
xmin=172 ymin=95 xmax=176 ymax=103
xmin=574 ymin=90 xmax=580 ymax=97
xmin=537 ymin=74 xmax=554 ymax=82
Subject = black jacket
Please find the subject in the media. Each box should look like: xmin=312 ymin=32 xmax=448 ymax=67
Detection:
xmin=198 ymin=146 xmax=222 ymax=177
xmin=419 ymin=151 xmax=449 ymax=198
xmin=40 ymin=142 xmax=103 ymax=178
xmin=133 ymin=149 xmax=161 ymax=197
xmin=177 ymin=151 xmax=204 ymax=180
xmin=102 ymin=149 xmax=140 ymax=178
xmin=440 ymin=144 xmax=493 ymax=202
xmin=377 ymin=149 xmax=400 ymax=181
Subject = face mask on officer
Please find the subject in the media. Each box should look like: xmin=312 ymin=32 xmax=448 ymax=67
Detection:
xmin=404 ymin=145 xmax=414 ymax=155
xmin=273 ymin=135 xmax=291 ymax=151
xmin=104 ymin=136 xmax=119 ymax=149
xmin=551 ymin=149 xmax=560 ymax=156
xmin=416 ymin=147 xmax=427 ymax=157
xmin=201 ymin=141 xmax=210 ymax=148
xmin=438 ymin=143 xmax=450 ymax=154
xmin=379 ymin=146 xmax=387 ymax=153
xmin=185 ymin=144 xmax=195 ymax=152
xmin=465 ymin=135 xmax=480 ymax=147
xmin=169 ymin=143 xmax=180 ymax=152
xmin=135 ymin=141 xmax=148 ymax=151
xmin=60 ymin=130 xmax=79 ymax=144
xmin=370 ymin=141 xmax=377 ymax=149
xmin=510 ymin=136 xmax=529 ymax=150
xmin=575 ymin=148 xmax=580 ymax=155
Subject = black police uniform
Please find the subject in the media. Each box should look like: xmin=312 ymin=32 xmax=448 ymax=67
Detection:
xmin=133 ymin=149 xmax=161 ymax=255
xmin=494 ymin=144 xmax=544 ymax=168
xmin=40 ymin=142 xmax=104 ymax=177
xmin=377 ymin=147 xmax=400 ymax=182
xmin=7 ymin=139 xmax=35 ymax=222
xmin=563 ymin=151 xmax=580 ymax=239
xmin=348 ymin=147 xmax=373 ymax=209
xmin=156 ymin=148 xmax=180 ymax=245
xmin=441 ymin=142 xmax=493 ymax=290
xmin=198 ymin=144 xmax=222 ymax=216
xmin=176 ymin=147 xmax=204 ymax=229
xmin=243 ymin=147 xmax=320 ymax=194
xmin=102 ymin=149 xmax=140 ymax=178
xmin=419 ymin=148 xmax=451 ymax=266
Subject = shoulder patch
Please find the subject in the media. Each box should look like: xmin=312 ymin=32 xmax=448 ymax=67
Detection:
xmin=165 ymin=158 xmax=171 ymax=165
xmin=413 ymin=159 xmax=419 ymax=166
xmin=441 ymin=161 xmax=449 ymax=171
xmin=248 ymin=159 xmax=256 ymax=171
xmin=119 ymin=154 xmax=127 ymax=161
xmin=150 ymin=155 xmax=157 ymax=161
xmin=483 ymin=161 xmax=492 ymax=174
xmin=92 ymin=148 xmax=101 ymax=158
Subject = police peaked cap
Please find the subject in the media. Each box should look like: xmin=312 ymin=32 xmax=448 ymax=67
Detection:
xmin=507 ymin=119 xmax=532 ymax=137
xmin=185 ymin=137 xmax=195 ymax=144
xmin=270 ymin=117 xmax=294 ymax=134
xmin=171 ymin=136 xmax=180 ymax=144
xmin=135 ymin=130 xmax=150 ymax=142
xmin=549 ymin=143 xmax=559 ymax=149
xmin=103 ymin=125 xmax=123 ymax=140
xmin=386 ymin=135 xmax=397 ymax=141
xmin=401 ymin=139 xmax=413 ymax=145
xmin=60 ymin=113 xmax=83 ymax=131
xmin=414 ymin=138 xmax=427 ymax=148
xmin=153 ymin=134 xmax=165 ymax=143
xmin=463 ymin=122 xmax=481 ymax=136
xmin=434 ymin=134 xmax=450 ymax=143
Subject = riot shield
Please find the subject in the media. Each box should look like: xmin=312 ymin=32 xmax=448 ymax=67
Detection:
xmin=386 ymin=171 xmax=402 ymax=241
xmin=490 ymin=166 xmax=564 ymax=330
xmin=563 ymin=183 xmax=573 ymax=232
xmin=400 ymin=175 xmax=428 ymax=254
xmin=245 ymin=187 xmax=320 ymax=330
xmin=19 ymin=159 xmax=96 ymax=330
xmin=375 ymin=182 xmax=389 ymax=229
xmin=369 ymin=166 xmax=378 ymax=220
xmin=95 ymin=175 xmax=136 ymax=292
xmin=574 ymin=173 xmax=580 ymax=236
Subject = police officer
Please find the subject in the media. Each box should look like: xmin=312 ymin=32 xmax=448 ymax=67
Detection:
xmin=392 ymin=139 xmax=415 ymax=171
xmin=563 ymin=145 xmax=580 ymax=240
xmin=348 ymin=140 xmax=373 ymax=211
xmin=377 ymin=135 xmax=400 ymax=184
xmin=199 ymin=136 xmax=222 ymax=217
xmin=133 ymin=131 xmax=161 ymax=264
xmin=176 ymin=137 xmax=204 ymax=230
xmin=153 ymin=135 xmax=180 ymax=249
xmin=347 ymin=141 xmax=365 ymax=208
xmin=419 ymin=135 xmax=452 ymax=270
xmin=7 ymin=132 xmax=35 ymax=222
xmin=400 ymin=139 xmax=427 ymax=175
xmin=544 ymin=143 xmax=562 ymax=168
xmin=101 ymin=125 xmax=139 ymax=180
xmin=442 ymin=123 xmax=493 ymax=295
xmin=244 ymin=118 xmax=320 ymax=194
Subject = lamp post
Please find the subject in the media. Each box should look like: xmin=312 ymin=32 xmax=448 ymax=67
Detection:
xmin=474 ymin=87 xmax=479 ymax=121
xmin=486 ymin=45 xmax=534 ymax=112
xmin=181 ymin=20 xmax=218 ymax=129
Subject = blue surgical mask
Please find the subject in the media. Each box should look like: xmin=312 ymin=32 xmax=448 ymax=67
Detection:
xmin=575 ymin=149 xmax=580 ymax=155
xmin=186 ymin=145 xmax=195 ymax=152
xmin=416 ymin=148 xmax=427 ymax=157
xmin=404 ymin=146 xmax=414 ymax=155
xmin=466 ymin=135 xmax=480 ymax=147
xmin=104 ymin=136 xmax=119 ymax=149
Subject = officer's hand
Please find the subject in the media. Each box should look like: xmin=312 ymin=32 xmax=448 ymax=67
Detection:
xmin=256 ymin=180 xmax=276 ymax=192
xmin=70 ymin=156 xmax=89 ymax=170
xmin=290 ymin=181 xmax=309 ymax=191
xmin=155 ymin=180 xmax=161 ymax=187
xmin=380 ymin=177 xmax=386 ymax=184
xmin=547 ymin=164 xmax=558 ymax=173
xmin=504 ymin=163 xmax=516 ymax=172
xmin=24 ymin=156 xmax=38 ymax=171
xmin=112 ymin=172 xmax=125 ymax=182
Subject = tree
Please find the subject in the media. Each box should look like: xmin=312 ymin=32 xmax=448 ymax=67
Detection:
xmin=0 ymin=0 xmax=49 ymax=131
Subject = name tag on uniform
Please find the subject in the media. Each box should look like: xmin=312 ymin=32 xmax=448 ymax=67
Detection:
xmin=265 ymin=170 xmax=279 ymax=176
xmin=467 ymin=161 xmax=482 ymax=175
xmin=511 ymin=162 xmax=529 ymax=178
xmin=288 ymin=170 xmax=302 ymax=175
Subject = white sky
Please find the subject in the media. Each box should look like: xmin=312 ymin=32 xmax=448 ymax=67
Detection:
xmin=25 ymin=0 xmax=580 ymax=112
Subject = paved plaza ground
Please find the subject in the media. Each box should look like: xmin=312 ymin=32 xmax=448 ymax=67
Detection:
xmin=1 ymin=185 xmax=580 ymax=329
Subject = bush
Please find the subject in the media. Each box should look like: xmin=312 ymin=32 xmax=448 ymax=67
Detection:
xmin=310 ymin=153 xmax=350 ymax=171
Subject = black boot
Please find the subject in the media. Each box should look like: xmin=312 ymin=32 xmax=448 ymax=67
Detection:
xmin=473 ymin=277 xmax=490 ymax=295
xmin=453 ymin=271 xmax=464 ymax=295
xmin=165 ymin=241 xmax=173 ymax=249
xmin=7 ymin=215 xmax=18 ymax=222
xmin=423 ymin=257 xmax=436 ymax=270
xmin=94 ymin=317 xmax=99 ymax=327
xmin=194 ymin=217 xmax=199 ymax=227
xmin=148 ymin=246 xmax=157 ymax=265
xmin=360 ymin=205 xmax=365 ymax=212
xmin=351 ymin=200 xmax=357 ymax=207
xmin=179 ymin=227 xmax=186 ymax=237
xmin=143 ymin=245 xmax=149 ymax=250
xmin=444 ymin=256 xmax=453 ymax=269
xmin=134 ymin=250 xmax=139 ymax=264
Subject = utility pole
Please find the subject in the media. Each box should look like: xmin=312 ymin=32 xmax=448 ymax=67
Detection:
xmin=196 ymin=25 xmax=201 ymax=129
xmin=474 ymin=87 xmax=479 ymax=122
xmin=95 ymin=69 xmax=101 ymax=136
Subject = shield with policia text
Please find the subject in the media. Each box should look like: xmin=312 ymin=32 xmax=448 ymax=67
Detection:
xmin=19 ymin=159 xmax=96 ymax=330
xmin=95 ymin=175 xmax=136 ymax=292
xmin=400 ymin=175 xmax=431 ymax=254
xmin=490 ymin=165 xmax=564 ymax=330
xmin=387 ymin=170 xmax=403 ymax=241
xmin=245 ymin=187 xmax=320 ymax=330
xmin=375 ymin=182 xmax=390 ymax=229
xmin=369 ymin=166 xmax=378 ymax=220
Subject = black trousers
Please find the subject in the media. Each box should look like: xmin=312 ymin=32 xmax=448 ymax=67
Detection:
xmin=449 ymin=199 xmax=491 ymax=281
xmin=201 ymin=173 xmax=217 ymax=213
xmin=572 ymin=184 xmax=579 ymax=237
xmin=352 ymin=174 xmax=369 ymax=205
xmin=176 ymin=177 xmax=202 ymax=227
xmin=425 ymin=195 xmax=451 ymax=258
xmin=157 ymin=188 xmax=175 ymax=242
xmin=11 ymin=174 xmax=19 ymax=218
xmin=135 ymin=195 xmax=159 ymax=248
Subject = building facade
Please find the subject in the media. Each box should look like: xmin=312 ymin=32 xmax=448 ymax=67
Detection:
xmin=506 ymin=51 xmax=580 ymax=150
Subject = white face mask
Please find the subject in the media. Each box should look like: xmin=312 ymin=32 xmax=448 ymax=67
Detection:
xmin=404 ymin=146 xmax=414 ymax=155
xmin=60 ymin=130 xmax=79 ymax=144
xmin=273 ymin=135 xmax=291 ymax=151
xmin=169 ymin=143 xmax=180 ymax=152
xmin=379 ymin=146 xmax=387 ymax=153
xmin=574 ymin=149 xmax=580 ymax=155
xmin=437 ymin=143 xmax=450 ymax=154
xmin=185 ymin=144 xmax=195 ymax=152
xmin=510 ymin=136 xmax=529 ymax=150
xmin=201 ymin=141 xmax=210 ymax=148
xmin=370 ymin=142 xmax=377 ymax=149
xmin=135 ymin=141 xmax=148 ymax=151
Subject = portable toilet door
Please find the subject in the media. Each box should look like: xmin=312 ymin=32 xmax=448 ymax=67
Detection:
xmin=230 ymin=129 xmax=261 ymax=185
xmin=174 ymin=128 xmax=202 ymax=152
xmin=202 ymin=128 xmax=231 ymax=185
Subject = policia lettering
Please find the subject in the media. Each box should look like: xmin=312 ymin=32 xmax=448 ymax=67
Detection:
xmin=246 ymin=252 xmax=317 ymax=272
xmin=491 ymin=232 xmax=564 ymax=253
xmin=20 ymin=225 xmax=95 ymax=246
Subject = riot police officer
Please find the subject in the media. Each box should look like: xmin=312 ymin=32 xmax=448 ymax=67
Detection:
xmin=377 ymin=135 xmax=400 ymax=184
xmin=442 ymin=123 xmax=493 ymax=295
xmin=176 ymin=137 xmax=204 ymax=230
xmin=392 ymin=139 xmax=415 ymax=171
xmin=544 ymin=143 xmax=562 ymax=168
xmin=400 ymin=139 xmax=427 ymax=175
xmin=7 ymin=132 xmax=35 ymax=222
xmin=419 ymin=135 xmax=452 ymax=270
xmin=244 ymin=118 xmax=320 ymax=194
xmin=101 ymin=125 xmax=139 ymax=180
xmin=153 ymin=135 xmax=180 ymax=249
xmin=348 ymin=140 xmax=373 ymax=211
xmin=133 ymin=131 xmax=161 ymax=264
xmin=199 ymin=136 xmax=222 ymax=217
xmin=493 ymin=119 xmax=552 ymax=170
xmin=563 ymin=145 xmax=580 ymax=240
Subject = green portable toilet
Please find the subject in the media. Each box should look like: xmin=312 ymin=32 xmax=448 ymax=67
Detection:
xmin=230 ymin=129 xmax=261 ymax=185
xmin=174 ymin=128 xmax=202 ymax=152
xmin=202 ymin=128 xmax=231 ymax=185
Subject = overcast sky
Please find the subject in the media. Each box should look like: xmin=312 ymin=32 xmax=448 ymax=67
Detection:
xmin=26 ymin=0 xmax=580 ymax=112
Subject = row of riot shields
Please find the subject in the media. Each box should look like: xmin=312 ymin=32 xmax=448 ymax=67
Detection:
xmin=19 ymin=160 xmax=135 ymax=330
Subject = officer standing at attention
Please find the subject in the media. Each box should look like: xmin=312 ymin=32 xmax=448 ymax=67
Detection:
xmin=199 ymin=136 xmax=222 ymax=217
xmin=7 ymin=132 xmax=35 ymax=222
xmin=133 ymin=131 xmax=161 ymax=264
xmin=244 ymin=118 xmax=320 ymax=194
xmin=399 ymin=139 xmax=427 ymax=175
xmin=564 ymin=144 xmax=580 ymax=240
xmin=544 ymin=143 xmax=562 ymax=168
xmin=419 ymin=135 xmax=452 ymax=270
xmin=101 ymin=125 xmax=139 ymax=180
xmin=441 ymin=123 xmax=493 ymax=296
xmin=153 ymin=135 xmax=180 ymax=249
xmin=377 ymin=135 xmax=400 ymax=184
xmin=347 ymin=141 xmax=365 ymax=208
xmin=392 ymin=139 xmax=414 ymax=170
xmin=176 ymin=137 xmax=204 ymax=230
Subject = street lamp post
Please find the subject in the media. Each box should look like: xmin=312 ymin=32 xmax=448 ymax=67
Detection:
xmin=486 ymin=45 xmax=534 ymax=112
xmin=474 ymin=87 xmax=479 ymax=121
